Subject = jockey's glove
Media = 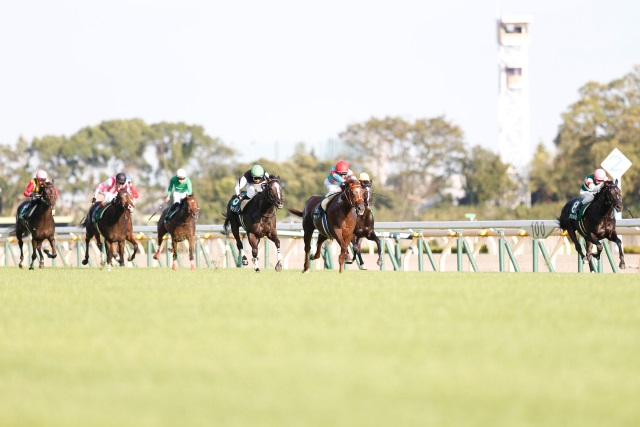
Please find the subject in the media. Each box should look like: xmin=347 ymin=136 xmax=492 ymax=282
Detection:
xmin=92 ymin=197 xmax=96 ymax=203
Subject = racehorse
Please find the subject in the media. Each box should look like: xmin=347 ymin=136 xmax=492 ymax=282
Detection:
xmin=80 ymin=188 xmax=139 ymax=270
xmin=153 ymin=194 xmax=200 ymax=270
xmin=223 ymin=175 xmax=285 ymax=272
xmin=288 ymin=179 xmax=365 ymax=273
xmin=558 ymin=179 xmax=625 ymax=272
xmin=7 ymin=182 xmax=58 ymax=269
xmin=347 ymin=180 xmax=382 ymax=269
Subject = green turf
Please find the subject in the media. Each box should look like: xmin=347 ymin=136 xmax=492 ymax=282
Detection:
xmin=1 ymin=269 xmax=639 ymax=427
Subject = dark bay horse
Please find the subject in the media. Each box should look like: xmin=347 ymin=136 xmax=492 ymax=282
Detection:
xmin=7 ymin=182 xmax=58 ymax=269
xmin=288 ymin=179 xmax=365 ymax=273
xmin=348 ymin=180 xmax=382 ymax=269
xmin=153 ymin=195 xmax=200 ymax=270
xmin=80 ymin=188 xmax=139 ymax=270
xmin=223 ymin=175 xmax=285 ymax=272
xmin=558 ymin=179 xmax=625 ymax=272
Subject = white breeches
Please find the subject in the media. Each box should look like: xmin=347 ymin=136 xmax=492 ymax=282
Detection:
xmin=173 ymin=191 xmax=188 ymax=204
xmin=580 ymin=190 xmax=595 ymax=204
xmin=324 ymin=179 xmax=342 ymax=197
xmin=246 ymin=183 xmax=263 ymax=199
xmin=104 ymin=192 xmax=117 ymax=203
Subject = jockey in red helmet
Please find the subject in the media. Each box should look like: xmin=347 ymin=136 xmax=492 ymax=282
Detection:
xmin=320 ymin=160 xmax=357 ymax=212
xmin=22 ymin=170 xmax=59 ymax=218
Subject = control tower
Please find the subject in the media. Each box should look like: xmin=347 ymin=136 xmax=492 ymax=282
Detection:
xmin=497 ymin=16 xmax=532 ymax=207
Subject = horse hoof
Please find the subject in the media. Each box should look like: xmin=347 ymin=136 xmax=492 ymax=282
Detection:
xmin=29 ymin=266 xmax=34 ymax=271
xmin=242 ymin=260 xmax=248 ymax=266
xmin=172 ymin=263 xmax=177 ymax=270
xmin=359 ymin=265 xmax=368 ymax=271
xmin=275 ymin=262 xmax=282 ymax=272
xmin=19 ymin=264 xmax=23 ymax=269
xmin=255 ymin=268 xmax=261 ymax=273
xmin=345 ymin=259 xmax=354 ymax=264
xmin=377 ymin=259 xmax=383 ymax=266
xmin=81 ymin=259 xmax=88 ymax=266
xmin=153 ymin=252 xmax=160 ymax=260
xmin=620 ymin=262 xmax=626 ymax=270
xmin=191 ymin=264 xmax=196 ymax=271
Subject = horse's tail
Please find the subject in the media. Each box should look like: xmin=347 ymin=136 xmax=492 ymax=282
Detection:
xmin=79 ymin=213 xmax=88 ymax=229
xmin=288 ymin=208 xmax=303 ymax=218
xmin=222 ymin=211 xmax=231 ymax=233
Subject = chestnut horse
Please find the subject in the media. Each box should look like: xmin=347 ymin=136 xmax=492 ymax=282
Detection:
xmin=223 ymin=175 xmax=284 ymax=272
xmin=558 ymin=179 xmax=625 ymax=272
xmin=7 ymin=182 xmax=58 ymax=269
xmin=288 ymin=179 xmax=365 ymax=273
xmin=153 ymin=194 xmax=200 ymax=270
xmin=80 ymin=188 xmax=139 ymax=270
xmin=348 ymin=180 xmax=382 ymax=269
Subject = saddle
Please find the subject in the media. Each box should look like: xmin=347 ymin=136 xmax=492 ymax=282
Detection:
xmin=92 ymin=203 xmax=111 ymax=224
xmin=230 ymin=192 xmax=248 ymax=214
xmin=569 ymin=200 xmax=590 ymax=221
xmin=164 ymin=202 xmax=182 ymax=225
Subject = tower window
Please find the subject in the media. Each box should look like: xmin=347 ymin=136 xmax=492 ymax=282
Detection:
xmin=506 ymin=67 xmax=522 ymax=76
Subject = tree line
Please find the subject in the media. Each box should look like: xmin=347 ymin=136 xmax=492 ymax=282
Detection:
xmin=1 ymin=65 xmax=638 ymax=223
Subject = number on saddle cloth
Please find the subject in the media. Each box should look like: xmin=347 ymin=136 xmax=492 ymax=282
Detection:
xmin=230 ymin=192 xmax=247 ymax=214
xmin=569 ymin=200 xmax=589 ymax=221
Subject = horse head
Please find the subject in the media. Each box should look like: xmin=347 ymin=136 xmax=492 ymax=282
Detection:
xmin=360 ymin=180 xmax=373 ymax=209
xmin=264 ymin=175 xmax=284 ymax=209
xmin=114 ymin=188 xmax=135 ymax=213
xmin=600 ymin=179 xmax=623 ymax=212
xmin=41 ymin=182 xmax=58 ymax=209
xmin=183 ymin=194 xmax=200 ymax=219
xmin=342 ymin=180 xmax=365 ymax=216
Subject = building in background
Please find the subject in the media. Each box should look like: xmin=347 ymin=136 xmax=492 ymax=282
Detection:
xmin=497 ymin=16 xmax=532 ymax=207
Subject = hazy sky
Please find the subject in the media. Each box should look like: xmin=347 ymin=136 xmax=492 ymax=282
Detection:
xmin=1 ymin=0 xmax=638 ymax=163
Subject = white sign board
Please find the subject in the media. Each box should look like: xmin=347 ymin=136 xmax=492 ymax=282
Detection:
xmin=601 ymin=148 xmax=632 ymax=178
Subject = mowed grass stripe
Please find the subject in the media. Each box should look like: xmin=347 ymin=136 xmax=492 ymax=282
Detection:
xmin=1 ymin=269 xmax=639 ymax=427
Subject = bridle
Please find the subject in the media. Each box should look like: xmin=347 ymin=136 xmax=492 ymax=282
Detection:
xmin=263 ymin=179 xmax=284 ymax=210
xmin=180 ymin=197 xmax=199 ymax=221
xmin=342 ymin=181 xmax=364 ymax=208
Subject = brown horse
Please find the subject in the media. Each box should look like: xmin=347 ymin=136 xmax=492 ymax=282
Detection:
xmin=80 ymin=188 xmax=139 ymax=270
xmin=348 ymin=180 xmax=382 ymax=269
xmin=223 ymin=175 xmax=284 ymax=272
xmin=153 ymin=194 xmax=200 ymax=270
xmin=288 ymin=179 xmax=365 ymax=273
xmin=558 ymin=179 xmax=625 ymax=272
xmin=7 ymin=182 xmax=58 ymax=269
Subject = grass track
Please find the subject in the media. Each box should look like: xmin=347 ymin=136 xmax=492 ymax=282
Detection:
xmin=1 ymin=269 xmax=639 ymax=427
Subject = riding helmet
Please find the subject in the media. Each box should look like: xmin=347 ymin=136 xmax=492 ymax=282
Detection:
xmin=177 ymin=168 xmax=187 ymax=179
xmin=359 ymin=172 xmax=370 ymax=181
xmin=251 ymin=164 xmax=264 ymax=178
xmin=36 ymin=170 xmax=48 ymax=180
xmin=336 ymin=160 xmax=349 ymax=174
xmin=594 ymin=168 xmax=607 ymax=181
xmin=116 ymin=172 xmax=127 ymax=184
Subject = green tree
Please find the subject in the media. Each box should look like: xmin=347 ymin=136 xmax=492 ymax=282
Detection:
xmin=552 ymin=65 xmax=640 ymax=206
xmin=460 ymin=145 xmax=516 ymax=206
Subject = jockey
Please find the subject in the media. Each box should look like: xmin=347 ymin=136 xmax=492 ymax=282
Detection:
xmin=577 ymin=168 xmax=609 ymax=211
xmin=359 ymin=172 xmax=371 ymax=183
xmin=320 ymin=160 xmax=358 ymax=212
xmin=166 ymin=168 xmax=192 ymax=204
xmin=23 ymin=170 xmax=59 ymax=218
xmin=232 ymin=164 xmax=271 ymax=212
xmin=92 ymin=172 xmax=139 ymax=207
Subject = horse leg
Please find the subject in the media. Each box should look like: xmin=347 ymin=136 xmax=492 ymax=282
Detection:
xmin=312 ymin=235 xmax=328 ymax=261
xmin=302 ymin=230 xmax=312 ymax=273
xmin=352 ymin=237 xmax=366 ymax=270
xmin=17 ymin=235 xmax=24 ymax=269
xmin=248 ymin=234 xmax=260 ymax=272
xmin=584 ymin=241 xmax=595 ymax=273
xmin=105 ymin=241 xmax=114 ymax=271
xmin=610 ymin=232 xmax=625 ymax=269
xmin=127 ymin=235 xmax=139 ymax=262
xmin=118 ymin=242 xmax=126 ymax=267
xmin=566 ymin=228 xmax=587 ymax=265
xmin=188 ymin=235 xmax=196 ymax=270
xmin=231 ymin=223 xmax=248 ymax=266
xmin=337 ymin=242 xmax=350 ymax=274
xmin=270 ymin=234 xmax=282 ymax=272
xmin=36 ymin=241 xmax=45 ymax=269
xmin=154 ymin=226 xmax=166 ymax=260
xmin=171 ymin=240 xmax=179 ymax=270
xmin=43 ymin=236 xmax=57 ymax=259
xmin=29 ymin=239 xmax=38 ymax=270
xmin=370 ymin=232 xmax=383 ymax=267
